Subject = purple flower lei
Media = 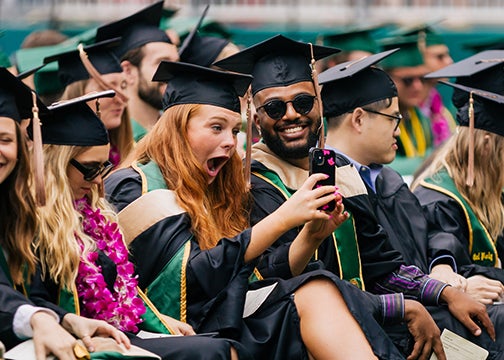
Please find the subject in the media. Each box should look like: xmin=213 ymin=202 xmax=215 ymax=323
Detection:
xmin=74 ymin=198 xmax=146 ymax=332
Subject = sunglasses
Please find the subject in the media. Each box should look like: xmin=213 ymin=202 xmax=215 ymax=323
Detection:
xmin=257 ymin=94 xmax=316 ymax=120
xmin=70 ymin=158 xmax=114 ymax=181
xmin=362 ymin=108 xmax=403 ymax=131
xmin=394 ymin=75 xmax=426 ymax=88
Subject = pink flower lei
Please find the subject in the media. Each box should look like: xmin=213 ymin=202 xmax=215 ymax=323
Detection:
xmin=74 ymin=197 xmax=146 ymax=332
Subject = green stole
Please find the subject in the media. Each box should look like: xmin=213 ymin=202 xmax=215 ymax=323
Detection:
xmin=421 ymin=170 xmax=498 ymax=267
xmin=130 ymin=118 xmax=148 ymax=143
xmin=130 ymin=162 xmax=192 ymax=323
xmin=253 ymin=169 xmax=364 ymax=289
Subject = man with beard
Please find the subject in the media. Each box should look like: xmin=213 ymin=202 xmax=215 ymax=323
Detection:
xmin=215 ymin=35 xmax=495 ymax=359
xmin=95 ymin=1 xmax=179 ymax=142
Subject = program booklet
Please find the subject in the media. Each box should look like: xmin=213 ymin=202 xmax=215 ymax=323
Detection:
xmin=5 ymin=338 xmax=161 ymax=360
xmin=429 ymin=328 xmax=489 ymax=360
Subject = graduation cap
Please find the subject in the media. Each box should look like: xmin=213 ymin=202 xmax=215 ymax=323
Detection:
xmin=0 ymin=67 xmax=47 ymax=122
xmin=323 ymin=27 xmax=381 ymax=54
xmin=214 ymin=34 xmax=340 ymax=95
xmin=152 ymin=61 xmax=252 ymax=113
xmin=440 ymin=81 xmax=504 ymax=137
xmin=43 ymin=38 xmax=122 ymax=87
xmin=319 ymin=49 xmax=399 ymax=117
xmin=390 ymin=21 xmax=446 ymax=47
xmin=95 ymin=0 xmax=171 ymax=58
xmin=379 ymin=35 xmax=425 ymax=69
xmin=439 ymin=81 xmax=504 ymax=186
xmin=178 ymin=5 xmax=231 ymax=67
xmin=425 ymin=50 xmax=504 ymax=107
xmin=1 ymin=67 xmax=48 ymax=205
xmin=14 ymin=42 xmax=74 ymax=95
xmin=34 ymin=90 xmax=114 ymax=146
xmin=462 ymin=36 xmax=504 ymax=54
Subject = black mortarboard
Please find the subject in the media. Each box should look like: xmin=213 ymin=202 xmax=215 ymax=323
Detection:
xmin=320 ymin=49 xmax=399 ymax=117
xmin=43 ymin=39 xmax=122 ymax=87
xmin=152 ymin=61 xmax=252 ymax=113
xmin=439 ymin=81 xmax=504 ymax=186
xmin=425 ymin=50 xmax=504 ymax=107
xmin=178 ymin=4 xmax=230 ymax=67
xmin=35 ymin=91 xmax=113 ymax=146
xmin=439 ymin=81 xmax=504 ymax=137
xmin=0 ymin=67 xmax=47 ymax=122
xmin=213 ymin=34 xmax=340 ymax=95
xmin=95 ymin=1 xmax=171 ymax=58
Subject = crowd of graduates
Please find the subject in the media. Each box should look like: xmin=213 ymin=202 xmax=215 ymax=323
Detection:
xmin=1 ymin=1 xmax=504 ymax=359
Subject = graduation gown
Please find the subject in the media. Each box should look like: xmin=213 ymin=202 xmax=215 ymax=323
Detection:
xmin=29 ymin=252 xmax=241 ymax=360
xmin=370 ymin=166 xmax=430 ymax=272
xmin=414 ymin=173 xmax=504 ymax=283
xmin=0 ymin=252 xmax=33 ymax=350
xmin=249 ymin=144 xmax=504 ymax=358
xmin=105 ymin=163 xmax=407 ymax=360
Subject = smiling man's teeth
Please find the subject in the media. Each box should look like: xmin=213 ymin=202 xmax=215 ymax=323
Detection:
xmin=284 ymin=126 xmax=303 ymax=133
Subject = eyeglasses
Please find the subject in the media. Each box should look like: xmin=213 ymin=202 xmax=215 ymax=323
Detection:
xmin=362 ymin=108 xmax=402 ymax=131
xmin=257 ymin=94 xmax=316 ymax=120
xmin=393 ymin=75 xmax=426 ymax=88
xmin=70 ymin=158 xmax=114 ymax=181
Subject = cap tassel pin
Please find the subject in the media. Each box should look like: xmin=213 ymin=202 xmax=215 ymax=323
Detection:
xmin=309 ymin=43 xmax=325 ymax=149
xmin=31 ymin=91 xmax=46 ymax=206
xmin=466 ymin=91 xmax=475 ymax=187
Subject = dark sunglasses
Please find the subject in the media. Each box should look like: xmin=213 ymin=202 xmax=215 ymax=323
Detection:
xmin=394 ymin=75 xmax=426 ymax=88
xmin=70 ymin=158 xmax=114 ymax=181
xmin=257 ymin=94 xmax=316 ymax=120
xmin=362 ymin=108 xmax=403 ymax=131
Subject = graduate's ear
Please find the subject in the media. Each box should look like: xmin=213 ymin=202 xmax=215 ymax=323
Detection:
xmin=350 ymin=107 xmax=366 ymax=133
xmin=253 ymin=112 xmax=262 ymax=136
xmin=121 ymin=60 xmax=137 ymax=86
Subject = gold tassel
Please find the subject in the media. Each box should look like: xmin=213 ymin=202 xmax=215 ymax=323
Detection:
xmin=31 ymin=92 xmax=46 ymax=206
xmin=309 ymin=43 xmax=325 ymax=149
xmin=466 ymin=91 xmax=475 ymax=187
xmin=77 ymin=43 xmax=129 ymax=104
xmin=244 ymin=88 xmax=253 ymax=190
xmin=417 ymin=30 xmax=427 ymax=55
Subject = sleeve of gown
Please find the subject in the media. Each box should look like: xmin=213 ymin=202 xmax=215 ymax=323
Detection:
xmin=371 ymin=264 xmax=448 ymax=306
xmin=249 ymin=179 xmax=298 ymax=279
xmin=0 ymin=266 xmax=31 ymax=349
xmin=28 ymin=267 xmax=68 ymax=320
xmin=415 ymin=186 xmax=473 ymax=268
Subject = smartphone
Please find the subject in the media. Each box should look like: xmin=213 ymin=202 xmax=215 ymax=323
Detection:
xmin=309 ymin=147 xmax=336 ymax=212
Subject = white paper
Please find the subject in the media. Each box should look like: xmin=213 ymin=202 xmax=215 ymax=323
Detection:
xmin=243 ymin=282 xmax=278 ymax=318
xmin=429 ymin=328 xmax=489 ymax=360
xmin=4 ymin=340 xmax=55 ymax=360
xmin=136 ymin=330 xmax=181 ymax=339
xmin=5 ymin=338 xmax=161 ymax=360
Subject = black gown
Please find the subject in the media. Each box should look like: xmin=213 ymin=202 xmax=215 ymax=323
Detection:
xmin=0 ymin=261 xmax=33 ymax=350
xmin=249 ymin=145 xmax=503 ymax=359
xmin=29 ymin=249 xmax=247 ymax=360
xmin=105 ymin=166 xmax=407 ymax=360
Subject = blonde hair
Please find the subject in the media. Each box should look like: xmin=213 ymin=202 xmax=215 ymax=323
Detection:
xmin=61 ymin=80 xmax=134 ymax=166
xmin=413 ymin=127 xmax=504 ymax=239
xmin=0 ymin=122 xmax=37 ymax=284
xmin=131 ymin=104 xmax=250 ymax=249
xmin=36 ymin=144 xmax=117 ymax=288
